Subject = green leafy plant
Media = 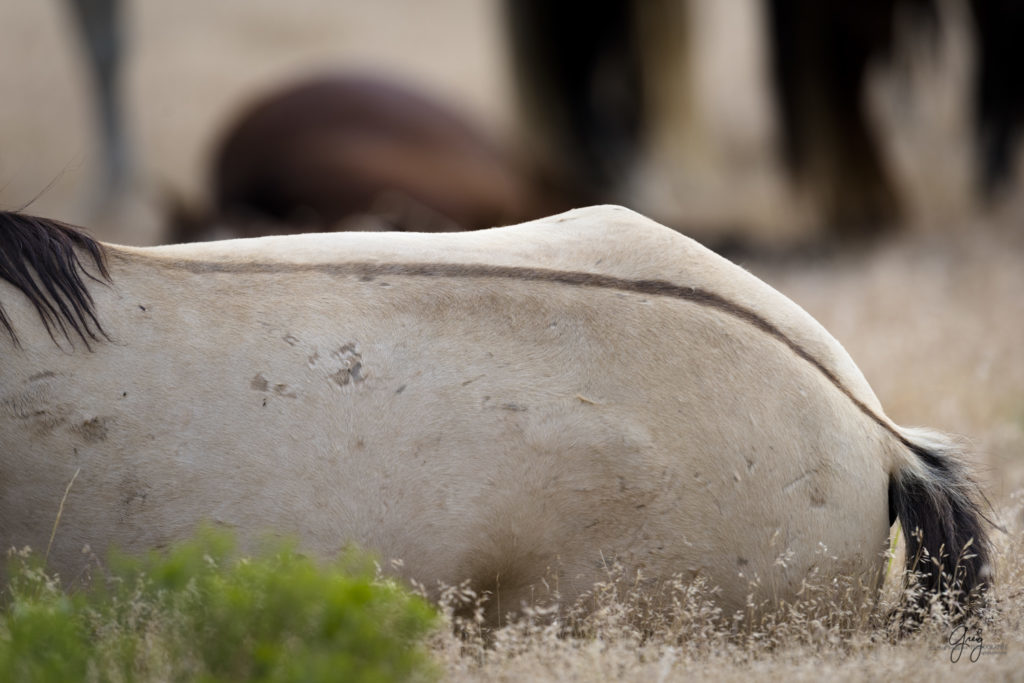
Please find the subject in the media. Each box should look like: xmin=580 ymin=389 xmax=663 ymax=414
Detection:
xmin=0 ymin=529 xmax=438 ymax=682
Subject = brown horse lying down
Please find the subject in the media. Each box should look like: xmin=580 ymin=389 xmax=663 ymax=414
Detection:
xmin=172 ymin=75 xmax=567 ymax=242
xmin=0 ymin=206 xmax=989 ymax=623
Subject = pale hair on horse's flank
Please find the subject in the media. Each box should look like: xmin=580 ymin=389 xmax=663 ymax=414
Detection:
xmin=0 ymin=206 xmax=990 ymax=623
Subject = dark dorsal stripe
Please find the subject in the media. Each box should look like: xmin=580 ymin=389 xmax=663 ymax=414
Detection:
xmin=166 ymin=257 xmax=907 ymax=446
xmin=179 ymin=256 xmax=853 ymax=388
xmin=0 ymin=211 xmax=110 ymax=348
xmin=4 ymin=211 xmax=906 ymax=450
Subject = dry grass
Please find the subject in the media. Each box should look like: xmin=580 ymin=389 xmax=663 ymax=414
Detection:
xmin=428 ymin=504 xmax=1024 ymax=681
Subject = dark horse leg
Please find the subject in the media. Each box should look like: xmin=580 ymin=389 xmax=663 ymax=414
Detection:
xmin=765 ymin=0 xmax=938 ymax=237
xmin=64 ymin=0 xmax=128 ymax=199
xmin=968 ymin=0 xmax=1024 ymax=199
xmin=503 ymin=0 xmax=645 ymax=205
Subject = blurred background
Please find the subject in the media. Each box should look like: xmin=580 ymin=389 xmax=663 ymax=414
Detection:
xmin=1 ymin=0 xmax=1023 ymax=507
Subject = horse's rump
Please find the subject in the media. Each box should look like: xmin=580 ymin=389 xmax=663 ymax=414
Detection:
xmin=0 ymin=206 xmax=991 ymax=622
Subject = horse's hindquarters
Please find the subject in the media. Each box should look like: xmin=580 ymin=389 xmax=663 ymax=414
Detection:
xmin=0 ymin=246 xmax=893 ymax=616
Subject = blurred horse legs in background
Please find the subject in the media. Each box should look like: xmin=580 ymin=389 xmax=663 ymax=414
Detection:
xmin=505 ymin=0 xmax=1024 ymax=244
xmin=64 ymin=0 xmax=129 ymax=205
xmin=969 ymin=0 xmax=1024 ymax=200
xmin=766 ymin=0 xmax=1024 ymax=232
xmin=765 ymin=0 xmax=926 ymax=237
xmin=504 ymin=0 xmax=924 ymax=241
xmin=56 ymin=0 xmax=1024 ymax=245
xmin=503 ymin=0 xmax=645 ymax=209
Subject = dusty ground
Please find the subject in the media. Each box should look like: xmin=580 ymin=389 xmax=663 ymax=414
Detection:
xmin=2 ymin=0 xmax=1022 ymax=679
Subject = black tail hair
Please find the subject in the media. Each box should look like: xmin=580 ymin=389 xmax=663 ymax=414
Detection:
xmin=0 ymin=211 xmax=109 ymax=348
xmin=889 ymin=428 xmax=993 ymax=620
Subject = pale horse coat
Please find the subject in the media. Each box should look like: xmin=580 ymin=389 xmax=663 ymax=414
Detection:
xmin=0 ymin=206 xmax=989 ymax=621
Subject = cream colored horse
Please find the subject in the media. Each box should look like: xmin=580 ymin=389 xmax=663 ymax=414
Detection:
xmin=0 ymin=206 xmax=989 ymax=621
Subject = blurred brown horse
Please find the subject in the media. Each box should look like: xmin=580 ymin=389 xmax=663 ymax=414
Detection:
xmin=171 ymin=75 xmax=573 ymax=242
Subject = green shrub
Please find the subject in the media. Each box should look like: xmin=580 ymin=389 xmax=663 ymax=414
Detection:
xmin=0 ymin=529 xmax=438 ymax=682
xmin=0 ymin=560 xmax=90 ymax=683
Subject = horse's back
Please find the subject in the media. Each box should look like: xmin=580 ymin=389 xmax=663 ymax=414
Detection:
xmin=1 ymin=206 xmax=897 ymax=615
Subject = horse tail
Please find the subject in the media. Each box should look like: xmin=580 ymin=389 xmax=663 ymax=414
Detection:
xmin=888 ymin=426 xmax=993 ymax=618
xmin=0 ymin=211 xmax=109 ymax=349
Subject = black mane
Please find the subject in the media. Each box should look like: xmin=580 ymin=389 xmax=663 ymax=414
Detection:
xmin=0 ymin=211 xmax=110 ymax=348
